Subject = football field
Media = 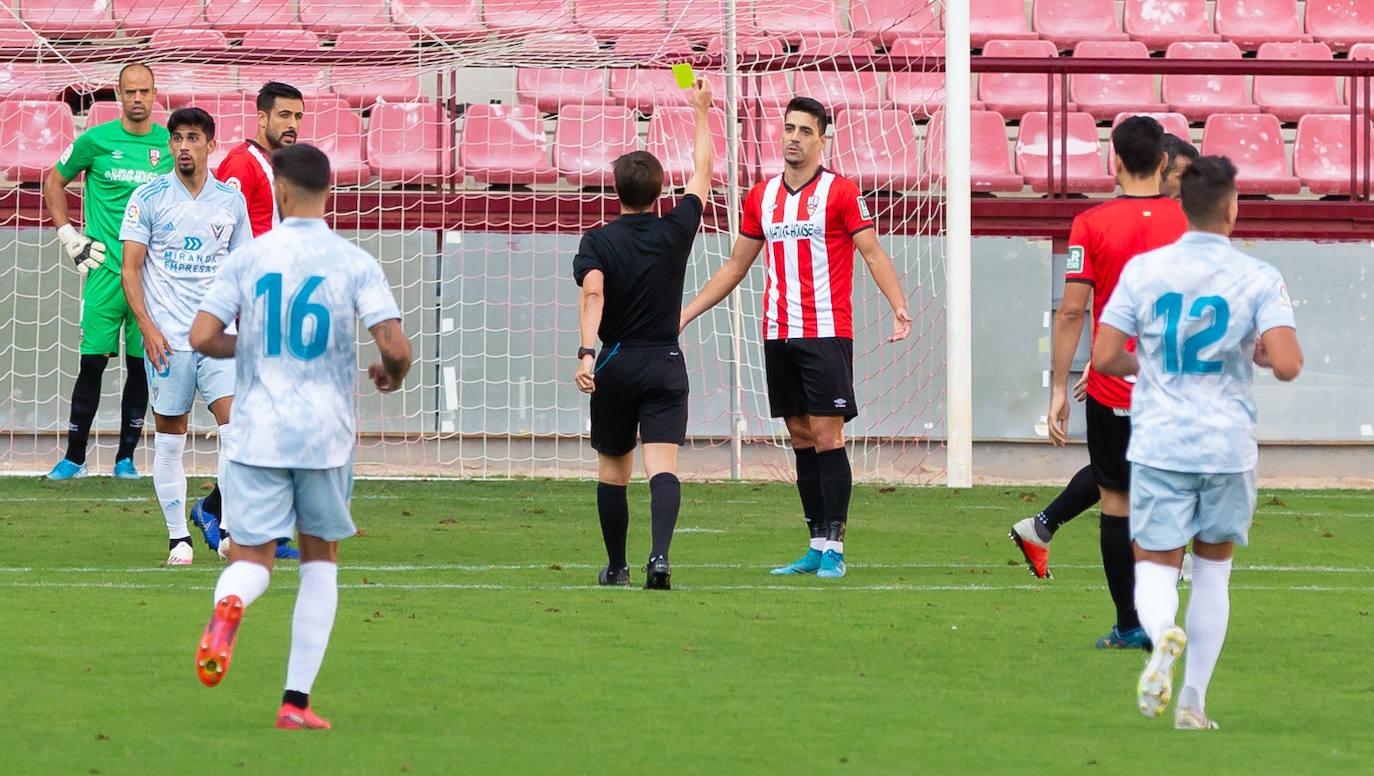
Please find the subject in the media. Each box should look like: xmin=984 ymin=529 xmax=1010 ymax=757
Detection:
xmin=1 ymin=477 xmax=1371 ymax=774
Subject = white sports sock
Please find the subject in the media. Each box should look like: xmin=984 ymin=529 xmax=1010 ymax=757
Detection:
xmin=1133 ymin=560 xmax=1181 ymax=647
xmin=212 ymin=560 xmax=271 ymax=607
xmin=1182 ymin=555 xmax=1232 ymax=713
xmin=216 ymin=423 xmax=232 ymax=533
xmin=809 ymin=537 xmax=826 ymax=552
xmin=285 ymin=561 xmax=339 ymax=695
xmin=824 ymin=539 xmax=844 ymax=555
xmin=153 ymin=432 xmax=190 ymax=540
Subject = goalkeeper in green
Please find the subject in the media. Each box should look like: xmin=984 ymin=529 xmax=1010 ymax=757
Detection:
xmin=43 ymin=63 xmax=173 ymax=480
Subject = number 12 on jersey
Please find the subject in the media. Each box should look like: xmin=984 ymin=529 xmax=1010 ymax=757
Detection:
xmin=254 ymin=273 xmax=331 ymax=360
xmin=1153 ymin=292 xmax=1229 ymax=374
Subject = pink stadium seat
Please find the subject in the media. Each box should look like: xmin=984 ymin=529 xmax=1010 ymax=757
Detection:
xmin=298 ymin=98 xmax=369 ymax=186
xmin=390 ymin=0 xmax=484 ymax=39
xmin=238 ymin=66 xmax=332 ymax=101
xmin=1033 ymin=0 xmax=1129 ymax=50
xmin=610 ymin=69 xmax=698 ymax=115
xmin=554 ymin=105 xmax=639 ymax=187
xmin=924 ymin=110 xmax=1025 ymax=192
xmin=794 ymin=70 xmax=884 ymax=111
xmin=962 ymin=0 xmax=1040 ymax=48
xmin=1347 ymin=44 xmax=1374 ymax=116
xmin=794 ymin=35 xmax=877 ymax=58
xmin=484 ymin=0 xmax=574 ymax=37
xmin=1293 ymin=114 xmax=1373 ymax=195
xmin=1016 ymin=111 xmax=1116 ymax=193
xmin=114 ymin=0 xmax=205 ymax=37
xmin=739 ymin=104 xmax=834 ymax=186
xmin=0 ymin=63 xmax=72 ymax=101
xmin=732 ymin=71 xmax=793 ymax=110
xmin=850 ymin=0 xmax=941 ymax=44
xmin=830 ymin=108 xmax=922 ymax=191
xmin=155 ymin=66 xmax=234 ymax=108
xmin=1253 ymin=42 xmax=1344 ymax=122
xmin=459 ymin=103 xmax=559 ymax=186
xmin=756 ymin=0 xmax=846 ymax=44
xmin=1201 ymin=113 xmax=1302 ymax=194
xmin=1070 ymin=40 xmax=1164 ymax=120
xmin=366 ymin=102 xmax=457 ymax=185
xmin=148 ymin=28 xmax=229 ymax=50
xmin=202 ymin=99 xmax=257 ymax=171
xmin=1107 ymin=111 xmax=1192 ymax=174
xmin=517 ymin=69 xmax=613 ymax=115
xmin=0 ymin=100 xmax=75 ymax=182
xmin=645 ymin=106 xmax=729 ymax=186
xmin=888 ymin=38 xmax=957 ymax=117
xmin=335 ymin=30 xmax=414 ymax=51
xmin=204 ymin=0 xmax=297 ymax=35
xmin=611 ymin=34 xmax=698 ymax=60
xmin=1305 ymin=1 xmax=1374 ymax=53
xmin=577 ymin=0 xmax=666 ymax=37
xmin=1162 ymin=41 xmax=1257 ymax=121
xmin=240 ymin=29 xmax=322 ymax=51
xmin=299 ymin=0 xmax=391 ymax=34
xmin=979 ymin=39 xmax=1074 ymax=120
xmin=1213 ymin=0 xmax=1309 ymax=50
xmin=0 ymin=17 xmax=44 ymax=47
xmin=705 ymin=35 xmax=786 ymax=59
xmin=86 ymin=101 xmax=169 ymax=129
xmin=20 ymin=0 xmax=119 ymax=38
xmin=1123 ymin=0 xmax=1220 ymax=50
xmin=665 ymin=0 xmax=737 ymax=41
xmin=331 ymin=67 xmax=426 ymax=109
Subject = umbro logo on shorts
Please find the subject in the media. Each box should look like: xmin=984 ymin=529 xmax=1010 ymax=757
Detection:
xmin=833 ymin=398 xmax=847 ymax=408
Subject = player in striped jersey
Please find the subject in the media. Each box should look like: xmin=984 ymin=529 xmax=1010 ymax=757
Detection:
xmin=681 ymin=97 xmax=912 ymax=579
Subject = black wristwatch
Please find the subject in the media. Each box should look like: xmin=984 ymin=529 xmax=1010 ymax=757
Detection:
xmin=577 ymin=347 xmax=596 ymax=359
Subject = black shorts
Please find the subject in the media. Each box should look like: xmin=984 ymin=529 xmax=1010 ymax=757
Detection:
xmin=1085 ymin=395 xmax=1131 ymax=493
xmin=763 ymin=337 xmax=857 ymax=421
xmin=588 ymin=342 xmax=689 ymax=456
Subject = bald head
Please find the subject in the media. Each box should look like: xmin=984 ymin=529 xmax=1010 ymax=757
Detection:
xmin=116 ymin=63 xmax=156 ymax=127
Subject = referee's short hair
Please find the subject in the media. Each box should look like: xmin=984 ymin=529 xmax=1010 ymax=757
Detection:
xmin=167 ymin=107 xmax=215 ymax=140
xmin=612 ymin=150 xmax=663 ymax=210
xmin=272 ymin=143 xmax=331 ymax=195
xmin=785 ymin=96 xmax=829 ymax=135
xmin=1112 ymin=115 xmax=1165 ymax=178
xmin=1179 ymin=155 xmax=1237 ymax=226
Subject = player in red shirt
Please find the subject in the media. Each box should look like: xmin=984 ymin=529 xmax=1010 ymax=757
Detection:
xmin=215 ymin=82 xmax=304 ymax=237
xmin=680 ymin=97 xmax=912 ymax=579
xmin=1049 ymin=116 xmax=1188 ymax=649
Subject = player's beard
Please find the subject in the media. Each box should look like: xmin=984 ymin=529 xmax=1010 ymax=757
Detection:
xmin=267 ymin=128 xmax=297 ymax=150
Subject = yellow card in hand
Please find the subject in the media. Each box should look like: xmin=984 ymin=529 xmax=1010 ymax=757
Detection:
xmin=672 ymin=62 xmax=695 ymax=89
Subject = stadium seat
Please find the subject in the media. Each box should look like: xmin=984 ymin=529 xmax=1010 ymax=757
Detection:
xmin=332 ymin=67 xmax=426 ymax=109
xmin=1162 ymin=41 xmax=1257 ymax=121
xmin=299 ymin=0 xmax=391 ymax=34
xmin=1016 ymin=111 xmax=1116 ymax=193
xmin=739 ymin=104 xmax=834 ymax=186
xmin=238 ymin=66 xmax=332 ymax=101
xmin=553 ymin=105 xmax=639 ymax=187
xmin=611 ymin=34 xmax=698 ymax=60
xmin=298 ymin=98 xmax=370 ymax=186
xmin=850 ymin=0 xmax=941 ymax=45
xmin=979 ymin=39 xmax=1074 ymax=120
xmin=390 ymin=0 xmax=485 ymax=39
xmin=204 ymin=0 xmax=297 ymax=35
xmin=1293 ymin=113 xmax=1374 ymax=195
xmin=202 ymin=99 xmax=257 ymax=171
xmin=484 ymin=0 xmax=574 ymax=37
xmin=334 ymin=30 xmax=414 ymax=51
xmin=756 ymin=0 xmax=846 ymax=44
xmin=794 ymin=35 xmax=878 ymax=58
xmin=889 ymin=38 xmax=976 ymax=117
xmin=366 ymin=102 xmax=457 ymax=185
xmin=1108 ymin=111 xmax=1191 ymax=174
xmin=86 ymin=101 xmax=169 ymax=129
xmin=1305 ymin=0 xmax=1374 ymax=53
xmin=1253 ymin=42 xmax=1345 ymax=123
xmin=645 ymin=106 xmax=729 ymax=187
xmin=732 ymin=71 xmax=793 ymax=110
xmin=794 ymin=70 xmax=884 ymax=111
xmin=610 ymin=69 xmax=698 ymax=115
xmin=148 ymin=28 xmax=229 ymax=50
xmin=1070 ymin=40 xmax=1165 ymax=120
xmin=1201 ymin=113 xmax=1302 ymax=194
xmin=923 ymin=109 xmax=1025 ymax=192
xmin=1032 ymin=0 xmax=1129 ymax=50
xmin=666 ymin=0 xmax=739 ymax=42
xmin=1213 ymin=0 xmax=1309 ymax=50
xmin=155 ymin=66 xmax=235 ymax=108
xmin=0 ymin=100 xmax=75 ymax=183
xmin=519 ymin=32 xmax=602 ymax=57
xmin=19 ymin=0 xmax=119 ymax=38
xmin=1345 ymin=44 xmax=1374 ymax=116
xmin=240 ymin=29 xmax=323 ymax=52
xmin=830 ymin=108 xmax=922 ymax=191
xmin=577 ymin=0 xmax=666 ymax=37
xmin=459 ymin=103 xmax=559 ymax=186
xmin=517 ymin=69 xmax=613 ymax=115
xmin=963 ymin=0 xmax=1040 ymax=48
xmin=113 ymin=0 xmax=205 ymax=37
xmin=0 ymin=16 xmax=43 ymax=47
xmin=0 ymin=63 xmax=72 ymax=101
xmin=705 ymin=35 xmax=785 ymax=59
xmin=1123 ymin=0 xmax=1220 ymax=50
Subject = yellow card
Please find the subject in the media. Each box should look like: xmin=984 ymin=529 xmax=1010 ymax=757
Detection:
xmin=672 ymin=62 xmax=695 ymax=89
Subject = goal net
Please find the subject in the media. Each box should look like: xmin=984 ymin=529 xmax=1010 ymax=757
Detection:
xmin=0 ymin=0 xmax=949 ymax=483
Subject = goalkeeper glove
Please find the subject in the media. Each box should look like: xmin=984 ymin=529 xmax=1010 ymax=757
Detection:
xmin=58 ymin=224 xmax=106 ymax=274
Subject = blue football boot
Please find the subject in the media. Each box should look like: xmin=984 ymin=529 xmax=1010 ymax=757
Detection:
xmin=113 ymin=458 xmax=140 ymax=479
xmin=770 ymin=548 xmax=823 ymax=575
xmin=1096 ymin=625 xmax=1153 ymax=651
xmin=816 ymin=549 xmax=847 ymax=579
xmin=45 ymin=458 xmax=87 ymax=480
xmin=190 ymin=498 xmax=222 ymax=551
xmin=274 ymin=539 xmax=300 ymax=560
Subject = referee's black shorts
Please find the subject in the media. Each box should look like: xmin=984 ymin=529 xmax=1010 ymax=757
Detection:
xmin=1085 ymin=394 xmax=1131 ymax=493
xmin=764 ymin=336 xmax=858 ymax=421
xmin=588 ymin=341 xmax=689 ymax=456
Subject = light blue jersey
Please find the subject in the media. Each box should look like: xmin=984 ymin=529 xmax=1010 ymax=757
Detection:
xmin=120 ymin=173 xmax=252 ymax=350
xmin=1099 ymin=231 xmax=1297 ymax=473
xmin=198 ymin=217 xmax=401 ymax=469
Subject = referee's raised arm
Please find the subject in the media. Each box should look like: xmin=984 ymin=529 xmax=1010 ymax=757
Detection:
xmin=683 ymin=78 xmax=713 ymax=203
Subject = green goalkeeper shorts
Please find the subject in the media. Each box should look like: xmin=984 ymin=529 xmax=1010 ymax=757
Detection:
xmin=80 ymin=264 xmax=143 ymax=358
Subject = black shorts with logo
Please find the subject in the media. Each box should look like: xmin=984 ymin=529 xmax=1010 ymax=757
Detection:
xmin=1085 ymin=394 xmax=1131 ymax=493
xmin=764 ymin=336 xmax=858 ymax=421
xmin=589 ymin=341 xmax=689 ymax=456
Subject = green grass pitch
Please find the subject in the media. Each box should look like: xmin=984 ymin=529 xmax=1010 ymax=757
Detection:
xmin=1 ymin=477 xmax=1371 ymax=774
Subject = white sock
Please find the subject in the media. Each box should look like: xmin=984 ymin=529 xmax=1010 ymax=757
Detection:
xmin=285 ymin=561 xmax=339 ymax=696
xmin=154 ymin=432 xmax=190 ymax=540
xmin=212 ymin=560 xmax=271 ymax=607
xmin=824 ymin=539 xmax=844 ymax=555
xmin=1182 ymin=555 xmax=1232 ymax=713
xmin=216 ymin=423 xmax=232 ymax=533
xmin=809 ymin=537 xmax=825 ymax=552
xmin=1133 ymin=561 xmax=1181 ymax=647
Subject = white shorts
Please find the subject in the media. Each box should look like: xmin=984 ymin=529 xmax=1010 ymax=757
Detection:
xmin=1129 ymin=463 xmax=1257 ymax=551
xmin=221 ymin=458 xmax=356 ymax=547
xmin=145 ymin=351 xmax=234 ymax=417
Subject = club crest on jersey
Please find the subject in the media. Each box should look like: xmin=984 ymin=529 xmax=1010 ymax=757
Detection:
xmin=1066 ymin=245 xmax=1084 ymax=273
xmin=225 ymin=176 xmax=241 ymax=191
xmin=856 ymin=196 xmax=871 ymax=220
xmin=148 ymin=148 xmax=161 ymax=166
xmin=806 ymin=194 xmax=820 ymax=211
xmin=211 ymin=223 xmax=227 ymax=240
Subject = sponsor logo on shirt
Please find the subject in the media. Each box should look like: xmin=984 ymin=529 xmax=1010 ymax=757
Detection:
xmin=1066 ymin=245 xmax=1084 ymax=273
xmin=59 ymin=144 xmax=73 ymax=165
xmin=1279 ymin=283 xmax=1293 ymax=307
xmin=855 ymin=196 xmax=871 ymax=221
xmin=763 ymin=221 xmax=823 ymax=241
xmin=149 ymin=148 xmax=161 ymax=166
xmin=183 ymin=236 xmax=203 ymax=251
xmin=162 ymin=221 xmax=176 ymax=231
xmin=111 ymin=149 xmax=124 ymax=160
xmin=104 ymin=168 xmax=159 ymax=184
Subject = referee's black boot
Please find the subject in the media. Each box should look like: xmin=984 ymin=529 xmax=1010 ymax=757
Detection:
xmin=644 ymin=556 xmax=671 ymax=590
xmin=598 ymin=565 xmax=631 ymax=587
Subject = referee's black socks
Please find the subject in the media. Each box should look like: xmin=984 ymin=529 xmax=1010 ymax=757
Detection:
xmin=793 ymin=447 xmax=827 ymax=546
xmin=64 ymin=354 xmax=109 ymax=465
xmin=596 ymin=482 xmax=629 ymax=570
xmin=1099 ymin=513 xmax=1141 ymax=632
xmin=817 ymin=447 xmax=851 ymax=553
xmin=648 ymin=473 xmax=680 ymax=561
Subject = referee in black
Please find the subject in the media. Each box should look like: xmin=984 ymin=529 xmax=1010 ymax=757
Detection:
xmin=572 ymin=77 xmax=713 ymax=590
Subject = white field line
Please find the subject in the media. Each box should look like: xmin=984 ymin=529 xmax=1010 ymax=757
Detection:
xmin=1 ymin=562 xmax=1371 ymax=574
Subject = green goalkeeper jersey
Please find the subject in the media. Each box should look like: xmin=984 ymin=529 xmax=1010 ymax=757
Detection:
xmin=54 ymin=119 xmax=173 ymax=274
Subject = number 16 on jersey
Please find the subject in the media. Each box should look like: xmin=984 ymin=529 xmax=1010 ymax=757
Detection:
xmin=255 ymin=273 xmax=331 ymax=360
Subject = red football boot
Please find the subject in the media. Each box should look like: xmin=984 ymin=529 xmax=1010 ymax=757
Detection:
xmin=195 ymin=595 xmax=244 ymax=687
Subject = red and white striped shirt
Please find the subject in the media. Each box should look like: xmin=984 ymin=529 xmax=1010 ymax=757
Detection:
xmin=215 ymin=140 xmax=278 ymax=237
xmin=741 ymin=168 xmax=874 ymax=340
